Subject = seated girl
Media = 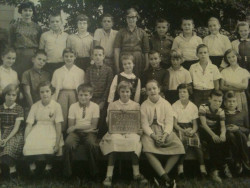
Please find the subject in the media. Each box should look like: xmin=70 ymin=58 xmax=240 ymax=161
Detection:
xmin=100 ymin=81 xmax=147 ymax=187
xmin=23 ymin=81 xmax=64 ymax=176
xmin=141 ymin=80 xmax=185 ymax=187
xmin=172 ymin=84 xmax=207 ymax=178
xmin=0 ymin=84 xmax=24 ymax=179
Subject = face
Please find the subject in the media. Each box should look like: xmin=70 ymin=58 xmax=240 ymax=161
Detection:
xmin=149 ymin=53 xmax=161 ymax=69
xmin=146 ymin=82 xmax=160 ymax=101
xmin=209 ymin=95 xmax=223 ymax=110
xmin=224 ymin=97 xmax=237 ymax=111
xmin=21 ymin=8 xmax=33 ymax=20
xmin=119 ymin=87 xmax=131 ymax=102
xmin=238 ymin=25 xmax=249 ymax=39
xmin=179 ymin=88 xmax=189 ymax=100
xmin=5 ymin=91 xmax=17 ymax=104
xmin=78 ymin=90 xmax=92 ymax=105
xmin=32 ymin=54 xmax=47 ymax=69
xmin=122 ymin=59 xmax=134 ymax=73
xmin=156 ymin=22 xmax=168 ymax=36
xmin=78 ymin=20 xmax=88 ymax=32
xmin=171 ymin=57 xmax=182 ymax=69
xmin=226 ymin=51 xmax=238 ymax=66
xmin=92 ymin=49 xmax=105 ymax=66
xmin=181 ymin=20 xmax=194 ymax=34
xmin=40 ymin=85 xmax=52 ymax=102
xmin=50 ymin=16 xmax=62 ymax=31
xmin=126 ymin=11 xmax=137 ymax=27
xmin=63 ymin=52 xmax=76 ymax=66
xmin=208 ymin=20 xmax=220 ymax=34
xmin=102 ymin=17 xmax=113 ymax=31
xmin=197 ymin=47 xmax=209 ymax=61
xmin=2 ymin=52 xmax=16 ymax=68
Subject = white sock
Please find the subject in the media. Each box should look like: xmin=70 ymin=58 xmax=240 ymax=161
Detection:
xmin=45 ymin=164 xmax=52 ymax=171
xmin=178 ymin=165 xmax=184 ymax=174
xmin=9 ymin=166 xmax=16 ymax=174
xmin=106 ymin=166 xmax=114 ymax=177
xmin=132 ymin=165 xmax=140 ymax=176
xmin=200 ymin=165 xmax=207 ymax=174
xmin=30 ymin=163 xmax=36 ymax=171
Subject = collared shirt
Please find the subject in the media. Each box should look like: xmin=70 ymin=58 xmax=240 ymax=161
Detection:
xmin=108 ymin=72 xmax=141 ymax=103
xmin=189 ymin=62 xmax=221 ymax=90
xmin=39 ymin=30 xmax=68 ymax=63
xmin=94 ymin=28 xmax=118 ymax=57
xmin=168 ymin=66 xmax=192 ymax=90
xmin=22 ymin=68 xmax=50 ymax=102
xmin=68 ymin=101 xmax=100 ymax=132
xmin=172 ymin=33 xmax=202 ymax=61
xmin=114 ymin=27 xmax=150 ymax=53
xmin=52 ymin=65 xmax=84 ymax=90
xmin=9 ymin=20 xmax=42 ymax=49
xmin=221 ymin=66 xmax=250 ymax=85
xmin=225 ymin=110 xmax=249 ymax=133
xmin=203 ymin=33 xmax=231 ymax=56
xmin=67 ymin=32 xmax=93 ymax=58
xmin=172 ymin=100 xmax=198 ymax=123
xmin=85 ymin=64 xmax=113 ymax=102
xmin=141 ymin=97 xmax=174 ymax=136
xmin=0 ymin=66 xmax=19 ymax=90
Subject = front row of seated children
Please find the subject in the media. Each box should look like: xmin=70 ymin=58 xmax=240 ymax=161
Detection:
xmin=0 ymin=80 xmax=249 ymax=186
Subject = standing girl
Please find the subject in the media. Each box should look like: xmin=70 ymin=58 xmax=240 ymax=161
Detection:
xmin=141 ymin=80 xmax=185 ymax=187
xmin=9 ymin=1 xmax=41 ymax=78
xmin=0 ymin=84 xmax=24 ymax=178
xmin=23 ymin=81 xmax=64 ymax=175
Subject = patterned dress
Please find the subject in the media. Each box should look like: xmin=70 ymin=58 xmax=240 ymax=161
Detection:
xmin=0 ymin=103 xmax=24 ymax=160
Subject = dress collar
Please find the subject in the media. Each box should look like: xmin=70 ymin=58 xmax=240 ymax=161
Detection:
xmin=3 ymin=103 xmax=16 ymax=109
xmin=120 ymin=72 xmax=136 ymax=79
xmin=118 ymin=99 xmax=131 ymax=105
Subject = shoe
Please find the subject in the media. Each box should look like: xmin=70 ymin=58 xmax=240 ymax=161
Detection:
xmin=103 ymin=176 xmax=112 ymax=187
xmin=210 ymin=170 xmax=222 ymax=183
xmin=134 ymin=174 xmax=148 ymax=184
xmin=223 ymin=164 xmax=232 ymax=178
xmin=235 ymin=162 xmax=243 ymax=174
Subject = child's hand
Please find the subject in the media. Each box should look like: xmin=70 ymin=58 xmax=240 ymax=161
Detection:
xmin=159 ymin=133 xmax=169 ymax=143
xmin=220 ymin=134 xmax=226 ymax=142
xmin=99 ymin=101 xmax=105 ymax=110
xmin=0 ymin=139 xmax=7 ymax=147
xmin=211 ymin=134 xmax=221 ymax=143
xmin=67 ymin=126 xmax=76 ymax=134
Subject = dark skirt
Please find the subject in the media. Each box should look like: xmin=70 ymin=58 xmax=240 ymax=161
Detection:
xmin=209 ymin=56 xmax=223 ymax=68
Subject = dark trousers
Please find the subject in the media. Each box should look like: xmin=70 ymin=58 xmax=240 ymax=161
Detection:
xmin=63 ymin=132 xmax=99 ymax=177
xmin=165 ymin=90 xmax=179 ymax=104
xmin=210 ymin=56 xmax=223 ymax=68
xmin=75 ymin=57 xmax=91 ymax=72
xmin=182 ymin=60 xmax=199 ymax=70
xmin=0 ymin=155 xmax=15 ymax=167
xmin=43 ymin=62 xmax=64 ymax=75
xmin=193 ymin=89 xmax=212 ymax=108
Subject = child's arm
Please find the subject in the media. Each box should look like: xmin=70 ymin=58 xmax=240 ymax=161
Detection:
xmin=102 ymin=68 xmax=114 ymax=104
xmin=190 ymin=118 xmax=198 ymax=135
xmin=107 ymin=75 xmax=118 ymax=103
xmin=200 ymin=116 xmax=220 ymax=143
xmin=23 ymin=85 xmax=34 ymax=107
xmin=1 ymin=119 xmax=22 ymax=146
xmin=173 ymin=117 xmax=186 ymax=133
xmin=134 ymin=79 xmax=141 ymax=103
xmin=24 ymin=123 xmax=33 ymax=139
xmin=54 ymin=122 xmax=62 ymax=153
xmin=213 ymin=79 xmax=220 ymax=90
xmin=219 ymin=120 xmax=226 ymax=142
xmin=223 ymin=78 xmax=248 ymax=90
xmin=144 ymin=53 xmax=149 ymax=71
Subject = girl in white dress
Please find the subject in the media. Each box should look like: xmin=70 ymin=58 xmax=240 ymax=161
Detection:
xmin=23 ymin=81 xmax=64 ymax=176
xmin=100 ymin=81 xmax=147 ymax=187
xmin=141 ymin=80 xmax=185 ymax=187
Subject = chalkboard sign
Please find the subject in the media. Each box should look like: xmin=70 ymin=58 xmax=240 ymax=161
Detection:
xmin=109 ymin=110 xmax=140 ymax=134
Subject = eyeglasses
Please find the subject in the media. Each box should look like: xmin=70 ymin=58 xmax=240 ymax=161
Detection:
xmin=126 ymin=16 xmax=137 ymax=19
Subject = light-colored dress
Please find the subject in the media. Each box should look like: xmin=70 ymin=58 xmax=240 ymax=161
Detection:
xmin=23 ymin=100 xmax=64 ymax=156
xmin=99 ymin=99 xmax=142 ymax=157
xmin=141 ymin=97 xmax=185 ymax=155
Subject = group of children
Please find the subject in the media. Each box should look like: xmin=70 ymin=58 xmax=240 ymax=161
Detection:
xmin=0 ymin=1 xmax=250 ymax=187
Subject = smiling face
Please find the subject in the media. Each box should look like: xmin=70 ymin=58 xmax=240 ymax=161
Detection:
xmin=126 ymin=11 xmax=138 ymax=27
xmin=209 ymin=95 xmax=223 ymax=111
xmin=32 ymin=54 xmax=47 ymax=70
xmin=181 ymin=20 xmax=194 ymax=34
xmin=171 ymin=57 xmax=182 ymax=70
xmin=122 ymin=59 xmax=134 ymax=74
xmin=238 ymin=25 xmax=249 ymax=39
xmin=224 ymin=97 xmax=237 ymax=111
xmin=179 ymin=88 xmax=189 ymax=101
xmin=78 ymin=90 xmax=92 ymax=105
xmin=102 ymin=17 xmax=113 ymax=31
xmin=226 ymin=51 xmax=238 ymax=66
xmin=146 ymin=82 xmax=160 ymax=102
xmin=63 ymin=52 xmax=76 ymax=67
xmin=197 ymin=47 xmax=209 ymax=62
xmin=149 ymin=53 xmax=161 ymax=69
xmin=40 ymin=85 xmax=52 ymax=103
xmin=156 ymin=22 xmax=168 ymax=37
xmin=2 ymin=52 xmax=16 ymax=69
xmin=208 ymin=20 xmax=220 ymax=35
xmin=21 ymin=8 xmax=33 ymax=20
xmin=92 ymin=49 xmax=105 ymax=66
xmin=5 ymin=91 xmax=17 ymax=105
xmin=50 ymin=16 xmax=62 ymax=32
xmin=119 ymin=87 xmax=131 ymax=103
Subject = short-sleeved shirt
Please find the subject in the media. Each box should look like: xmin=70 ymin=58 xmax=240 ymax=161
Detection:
xmin=189 ymin=62 xmax=221 ymax=90
xmin=203 ymin=33 xmax=231 ymax=56
xmin=26 ymin=100 xmax=63 ymax=125
xmin=67 ymin=32 xmax=93 ymax=58
xmin=199 ymin=104 xmax=225 ymax=128
xmin=39 ymin=30 xmax=68 ymax=63
xmin=94 ymin=28 xmax=118 ymax=58
xmin=172 ymin=33 xmax=202 ymax=61
xmin=168 ymin=66 xmax=192 ymax=90
xmin=68 ymin=101 xmax=100 ymax=131
xmin=0 ymin=66 xmax=19 ymax=90
xmin=22 ymin=68 xmax=50 ymax=102
xmin=221 ymin=66 xmax=250 ymax=85
xmin=172 ymin=100 xmax=198 ymax=123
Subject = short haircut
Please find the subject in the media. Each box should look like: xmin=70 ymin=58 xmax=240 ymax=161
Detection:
xmin=2 ymin=84 xmax=19 ymax=99
xmin=101 ymin=13 xmax=114 ymax=22
xmin=117 ymin=81 xmax=133 ymax=93
xmin=224 ymin=90 xmax=236 ymax=101
xmin=155 ymin=18 xmax=170 ymax=27
xmin=49 ymin=11 xmax=62 ymax=22
xmin=181 ymin=17 xmax=194 ymax=24
xmin=196 ymin=44 xmax=208 ymax=54
xmin=223 ymin=49 xmax=241 ymax=66
xmin=235 ymin=21 xmax=249 ymax=34
xmin=126 ymin=8 xmax=140 ymax=19
xmin=92 ymin=46 xmax=105 ymax=55
xmin=208 ymin=17 xmax=221 ymax=25
xmin=37 ymin=81 xmax=55 ymax=95
xmin=148 ymin=50 xmax=160 ymax=57
xmin=177 ymin=83 xmax=191 ymax=95
xmin=33 ymin=49 xmax=47 ymax=58
xmin=77 ymin=83 xmax=94 ymax=94
xmin=76 ymin=14 xmax=89 ymax=24
xmin=1 ymin=47 xmax=16 ymax=57
xmin=170 ymin=49 xmax=183 ymax=59
xmin=209 ymin=89 xmax=223 ymax=98
xmin=120 ymin=53 xmax=134 ymax=64
xmin=18 ymin=1 xmax=35 ymax=14
xmin=62 ymin=48 xmax=77 ymax=57
xmin=146 ymin=79 xmax=160 ymax=88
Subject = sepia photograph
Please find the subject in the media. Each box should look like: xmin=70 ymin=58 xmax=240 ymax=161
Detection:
xmin=0 ymin=0 xmax=250 ymax=187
